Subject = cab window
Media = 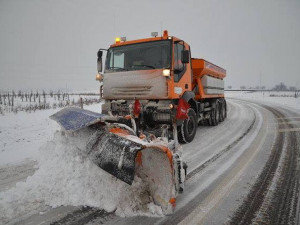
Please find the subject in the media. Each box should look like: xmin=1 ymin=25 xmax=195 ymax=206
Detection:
xmin=174 ymin=43 xmax=185 ymax=82
xmin=110 ymin=52 xmax=125 ymax=69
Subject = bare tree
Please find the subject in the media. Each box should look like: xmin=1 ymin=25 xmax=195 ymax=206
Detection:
xmin=273 ymin=82 xmax=288 ymax=91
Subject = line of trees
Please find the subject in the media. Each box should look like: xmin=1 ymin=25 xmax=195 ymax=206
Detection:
xmin=0 ymin=90 xmax=101 ymax=115
xmin=227 ymin=82 xmax=298 ymax=91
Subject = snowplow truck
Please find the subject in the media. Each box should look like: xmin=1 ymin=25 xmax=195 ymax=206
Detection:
xmin=50 ymin=30 xmax=226 ymax=214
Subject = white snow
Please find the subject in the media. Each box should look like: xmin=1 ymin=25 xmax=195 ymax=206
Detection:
xmin=0 ymin=104 xmax=102 ymax=166
xmin=0 ymin=103 xmax=164 ymax=224
xmin=0 ymin=109 xmax=59 ymax=165
xmin=0 ymin=128 xmax=163 ymax=224
xmin=225 ymin=91 xmax=300 ymax=111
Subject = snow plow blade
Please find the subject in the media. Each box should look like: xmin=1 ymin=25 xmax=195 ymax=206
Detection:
xmin=136 ymin=146 xmax=179 ymax=213
xmin=88 ymin=130 xmax=179 ymax=212
xmin=50 ymin=107 xmax=106 ymax=132
xmin=50 ymin=107 xmax=142 ymax=185
xmin=87 ymin=129 xmax=144 ymax=185
xmin=50 ymin=107 xmax=186 ymax=213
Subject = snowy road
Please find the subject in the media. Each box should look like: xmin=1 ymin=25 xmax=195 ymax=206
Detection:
xmin=1 ymin=98 xmax=300 ymax=225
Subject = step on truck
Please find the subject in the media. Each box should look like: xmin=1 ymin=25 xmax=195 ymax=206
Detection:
xmin=50 ymin=30 xmax=226 ymax=214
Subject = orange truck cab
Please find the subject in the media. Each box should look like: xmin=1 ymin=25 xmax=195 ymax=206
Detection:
xmin=97 ymin=30 xmax=226 ymax=143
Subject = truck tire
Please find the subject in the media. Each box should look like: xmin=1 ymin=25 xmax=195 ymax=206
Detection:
xmin=219 ymin=99 xmax=225 ymax=122
xmin=223 ymin=100 xmax=227 ymax=119
xmin=178 ymin=108 xmax=197 ymax=143
xmin=210 ymin=101 xmax=219 ymax=126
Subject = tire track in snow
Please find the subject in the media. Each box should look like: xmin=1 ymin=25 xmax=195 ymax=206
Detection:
xmin=50 ymin=206 xmax=115 ymax=225
xmin=161 ymin=101 xmax=265 ymax=225
xmin=228 ymin=105 xmax=300 ymax=225
xmin=186 ymin=110 xmax=256 ymax=181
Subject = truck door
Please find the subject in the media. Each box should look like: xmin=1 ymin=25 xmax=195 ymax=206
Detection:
xmin=174 ymin=42 xmax=185 ymax=82
xmin=172 ymin=42 xmax=192 ymax=98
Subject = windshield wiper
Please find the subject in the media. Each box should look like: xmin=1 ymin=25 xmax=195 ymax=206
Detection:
xmin=109 ymin=67 xmax=127 ymax=71
xmin=131 ymin=65 xmax=155 ymax=69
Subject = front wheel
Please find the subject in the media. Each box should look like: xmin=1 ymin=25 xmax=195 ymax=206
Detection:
xmin=178 ymin=108 xmax=197 ymax=143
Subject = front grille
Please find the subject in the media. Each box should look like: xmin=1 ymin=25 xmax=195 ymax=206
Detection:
xmin=112 ymin=86 xmax=152 ymax=96
xmin=111 ymin=102 xmax=130 ymax=116
xmin=153 ymin=112 xmax=171 ymax=122
xmin=144 ymin=107 xmax=172 ymax=125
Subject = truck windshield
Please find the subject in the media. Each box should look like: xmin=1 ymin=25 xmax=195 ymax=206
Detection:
xmin=105 ymin=40 xmax=171 ymax=73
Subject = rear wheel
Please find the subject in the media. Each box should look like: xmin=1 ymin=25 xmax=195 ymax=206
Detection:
xmin=210 ymin=101 xmax=220 ymax=126
xmin=223 ymin=100 xmax=227 ymax=119
xmin=219 ymin=99 xmax=226 ymax=122
xmin=178 ymin=108 xmax=197 ymax=143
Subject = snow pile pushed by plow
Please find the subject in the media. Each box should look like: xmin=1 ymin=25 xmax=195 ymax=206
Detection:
xmin=0 ymin=129 xmax=164 ymax=224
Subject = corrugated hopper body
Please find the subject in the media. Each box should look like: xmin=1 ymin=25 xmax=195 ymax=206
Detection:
xmin=192 ymin=58 xmax=226 ymax=99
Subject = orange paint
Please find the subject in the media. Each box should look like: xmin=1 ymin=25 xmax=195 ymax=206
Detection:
xmin=124 ymin=115 xmax=132 ymax=120
xmin=109 ymin=127 xmax=130 ymax=136
xmin=136 ymin=151 xmax=142 ymax=166
xmin=169 ymin=197 xmax=176 ymax=207
xmin=146 ymin=145 xmax=174 ymax=167
xmin=139 ymin=133 xmax=146 ymax=139
xmin=192 ymin=58 xmax=226 ymax=100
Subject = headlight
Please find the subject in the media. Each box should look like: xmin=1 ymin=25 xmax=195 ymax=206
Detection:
xmin=96 ymin=73 xmax=103 ymax=81
xmin=162 ymin=69 xmax=170 ymax=77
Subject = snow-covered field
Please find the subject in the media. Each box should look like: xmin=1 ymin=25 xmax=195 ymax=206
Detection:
xmin=0 ymin=91 xmax=101 ymax=115
xmin=0 ymin=104 xmax=101 ymax=165
xmin=225 ymin=91 xmax=300 ymax=111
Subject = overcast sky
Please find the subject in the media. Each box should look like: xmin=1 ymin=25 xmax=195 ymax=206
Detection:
xmin=0 ymin=0 xmax=299 ymax=91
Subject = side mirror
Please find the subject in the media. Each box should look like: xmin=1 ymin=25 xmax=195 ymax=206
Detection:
xmin=97 ymin=58 xmax=103 ymax=73
xmin=97 ymin=50 xmax=103 ymax=73
xmin=97 ymin=50 xmax=103 ymax=59
xmin=182 ymin=50 xmax=190 ymax=64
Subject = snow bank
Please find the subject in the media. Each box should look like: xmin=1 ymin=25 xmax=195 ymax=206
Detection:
xmin=0 ymin=129 xmax=163 ymax=224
